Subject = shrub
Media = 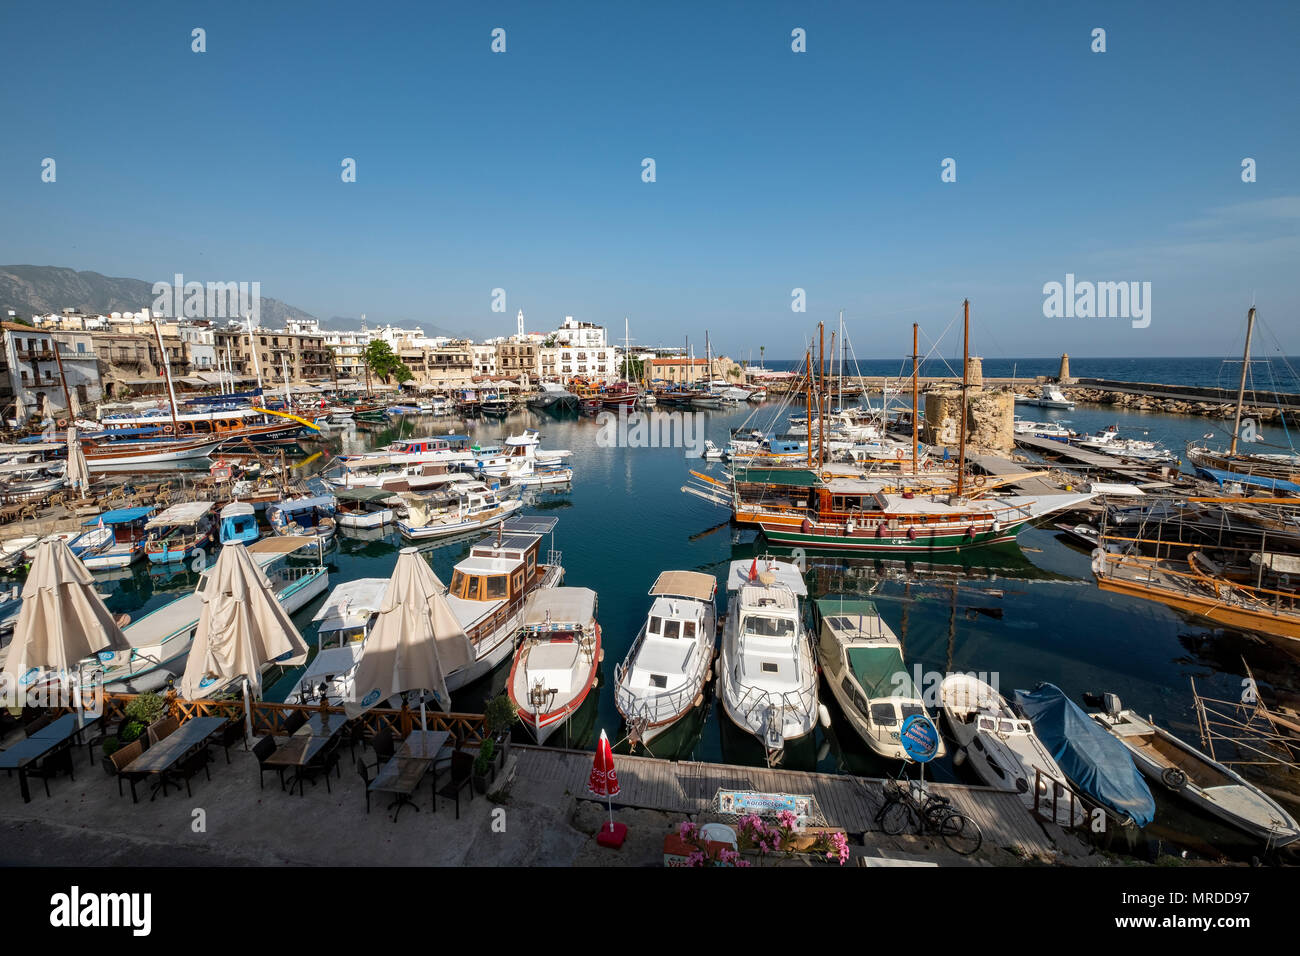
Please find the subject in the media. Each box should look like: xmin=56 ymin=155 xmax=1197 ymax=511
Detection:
xmin=118 ymin=720 xmax=144 ymax=743
xmin=484 ymin=695 xmax=518 ymax=737
xmin=101 ymin=738 xmax=120 ymax=757
xmin=124 ymin=692 xmax=165 ymax=726
xmin=474 ymin=738 xmax=495 ymax=775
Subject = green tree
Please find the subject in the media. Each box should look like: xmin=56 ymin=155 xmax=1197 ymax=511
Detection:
xmin=364 ymin=339 xmax=413 ymax=384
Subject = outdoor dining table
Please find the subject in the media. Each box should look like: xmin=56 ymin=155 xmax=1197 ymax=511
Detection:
xmin=262 ymin=714 xmax=346 ymax=795
xmin=0 ymin=714 xmax=102 ymax=802
xmin=122 ymin=716 xmax=227 ymax=800
xmin=369 ymin=731 xmax=451 ymax=820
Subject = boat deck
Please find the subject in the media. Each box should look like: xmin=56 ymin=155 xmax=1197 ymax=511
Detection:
xmin=513 ymin=746 xmax=1077 ymax=861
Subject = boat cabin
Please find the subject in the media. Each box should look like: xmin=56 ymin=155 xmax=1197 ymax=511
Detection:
xmin=85 ymin=506 xmax=154 ymax=546
xmin=219 ymin=501 xmax=260 ymax=544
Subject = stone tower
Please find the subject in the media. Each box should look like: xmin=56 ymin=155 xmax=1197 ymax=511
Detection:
xmin=967 ymin=356 xmax=984 ymax=387
xmin=1058 ymin=353 xmax=1072 ymax=383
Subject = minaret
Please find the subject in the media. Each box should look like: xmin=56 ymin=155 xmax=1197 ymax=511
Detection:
xmin=516 ymin=309 xmax=525 ymax=342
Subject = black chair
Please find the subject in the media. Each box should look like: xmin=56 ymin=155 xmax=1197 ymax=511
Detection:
xmin=282 ymin=710 xmax=307 ymax=736
xmin=83 ymin=718 xmax=119 ymax=765
xmin=174 ymin=746 xmax=212 ymax=797
xmin=297 ymin=737 xmax=342 ymax=796
xmin=109 ymin=739 xmax=146 ymax=804
xmin=252 ymin=736 xmax=286 ymax=790
xmin=207 ymin=719 xmax=244 ymax=763
xmin=361 ymin=728 xmax=394 ymax=773
xmin=434 ymin=751 xmax=474 ymax=818
xmin=356 ymin=757 xmax=372 ymax=814
xmin=344 ymin=719 xmax=367 ymax=761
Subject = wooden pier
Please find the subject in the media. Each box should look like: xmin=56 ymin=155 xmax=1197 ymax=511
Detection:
xmin=514 ymin=746 xmax=1087 ymax=863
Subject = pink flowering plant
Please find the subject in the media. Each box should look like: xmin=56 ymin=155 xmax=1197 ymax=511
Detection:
xmin=675 ymin=820 xmax=752 ymax=867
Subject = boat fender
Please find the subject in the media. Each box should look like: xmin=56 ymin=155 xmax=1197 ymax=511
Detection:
xmin=953 ymin=748 xmax=967 ymax=767
xmin=818 ymin=704 xmax=832 ymax=729
xmin=907 ymin=527 xmax=917 ymax=541
xmin=991 ymin=520 xmax=1000 ymax=534
xmin=845 ymin=518 xmax=856 ymax=535
xmin=693 ymin=693 xmax=704 ymax=709
xmin=598 ymin=648 xmax=605 ymax=663
xmin=967 ymin=525 xmax=978 ymax=539
xmin=801 ymin=519 xmax=811 ymax=534
xmin=1161 ymin=767 xmax=1188 ymax=792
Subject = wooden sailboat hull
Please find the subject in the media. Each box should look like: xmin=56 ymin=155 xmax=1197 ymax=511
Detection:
xmin=1095 ymin=573 xmax=1300 ymax=642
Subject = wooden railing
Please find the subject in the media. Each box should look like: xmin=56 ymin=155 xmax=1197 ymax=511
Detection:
xmin=92 ymin=691 xmax=487 ymax=742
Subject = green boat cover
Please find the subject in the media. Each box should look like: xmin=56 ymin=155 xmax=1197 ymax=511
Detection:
xmin=732 ymin=467 xmax=823 ymax=487
xmin=816 ymin=597 xmax=879 ymax=618
xmin=846 ymin=645 xmax=919 ymax=699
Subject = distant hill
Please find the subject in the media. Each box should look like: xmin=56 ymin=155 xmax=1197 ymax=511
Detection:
xmin=0 ymin=265 xmax=316 ymax=327
xmin=324 ymin=315 xmax=470 ymax=340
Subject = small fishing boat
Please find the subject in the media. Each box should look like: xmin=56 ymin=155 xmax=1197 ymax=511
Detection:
xmin=1091 ymin=696 xmax=1300 ymax=846
xmin=718 ymin=558 xmax=821 ymax=765
xmin=1014 ymin=419 xmax=1072 ymax=440
xmin=1054 ymin=522 xmax=1101 ymax=550
xmin=333 ymin=487 xmax=397 ymax=528
xmin=614 ymin=571 xmax=718 ymax=746
xmin=1015 ymin=682 xmax=1156 ymax=828
xmin=70 ymin=507 xmax=154 ymax=570
xmin=144 ymin=501 xmax=216 ymax=564
xmin=268 ymin=495 xmax=338 ymax=543
xmin=285 ymin=577 xmax=390 ymax=705
xmin=481 ymin=395 xmax=512 ymax=417
xmin=815 ymin=596 xmax=943 ymax=762
xmin=941 ymin=674 xmax=1083 ymax=826
xmin=396 ymin=482 xmax=524 ymax=540
xmin=218 ymin=501 xmax=261 ymax=545
xmin=509 ymin=587 xmax=602 ymax=745
xmin=701 ymin=440 xmax=725 ymax=461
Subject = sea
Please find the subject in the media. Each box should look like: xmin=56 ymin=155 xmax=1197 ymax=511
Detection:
xmin=41 ymin=356 xmax=1300 ymax=861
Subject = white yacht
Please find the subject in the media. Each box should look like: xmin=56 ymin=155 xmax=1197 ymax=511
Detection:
xmin=614 ymin=571 xmax=718 ymax=746
xmin=815 ymin=596 xmax=945 ymax=762
xmin=396 ymin=482 xmax=524 ymax=540
xmin=285 ymin=577 xmax=389 ymax=705
xmin=941 ymin=674 xmax=1081 ymax=826
xmin=1015 ymin=385 xmax=1075 ymax=409
xmin=718 ymin=558 xmax=819 ymax=764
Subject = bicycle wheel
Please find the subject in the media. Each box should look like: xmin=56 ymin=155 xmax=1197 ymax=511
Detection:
xmin=936 ymin=809 xmax=982 ymax=855
xmin=879 ymin=798 xmax=918 ymax=836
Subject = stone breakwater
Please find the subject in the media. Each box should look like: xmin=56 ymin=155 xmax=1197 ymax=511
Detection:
xmin=1060 ymin=386 xmax=1299 ymax=425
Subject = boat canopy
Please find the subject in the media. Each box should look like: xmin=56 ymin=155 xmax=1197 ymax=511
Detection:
xmin=334 ymin=487 xmax=400 ymax=502
xmin=522 ymin=587 xmax=597 ymax=627
xmin=816 ymin=597 xmax=880 ymax=619
xmin=1195 ymin=467 xmax=1300 ymax=494
xmin=146 ymin=501 xmax=213 ymax=528
xmin=220 ymin=501 xmax=256 ymax=517
xmin=847 ymin=645 xmax=917 ymax=699
xmin=313 ymin=578 xmax=389 ymax=628
xmin=84 ymin=506 xmax=155 ymax=525
xmin=246 ymin=535 xmax=320 ymax=555
xmin=649 ymin=570 xmax=716 ymax=602
xmin=1014 ymin=683 xmax=1156 ymax=827
xmin=733 ymin=467 xmax=823 ymax=487
xmin=272 ymin=495 xmax=336 ymax=512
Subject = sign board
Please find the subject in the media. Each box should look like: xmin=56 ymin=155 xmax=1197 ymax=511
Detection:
xmin=900 ymin=714 xmax=940 ymax=763
xmin=715 ymin=790 xmax=814 ymax=828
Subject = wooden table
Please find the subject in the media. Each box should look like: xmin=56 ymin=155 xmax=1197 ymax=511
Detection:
xmin=369 ymin=731 xmax=451 ymax=820
xmin=123 ymin=716 xmax=226 ymax=800
xmin=262 ymin=717 xmax=345 ymax=795
xmin=0 ymin=714 xmax=100 ymax=802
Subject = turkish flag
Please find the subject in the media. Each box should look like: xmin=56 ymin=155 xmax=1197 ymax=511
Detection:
xmin=748 ymin=557 xmax=758 ymax=582
xmin=587 ymin=729 xmax=620 ymax=798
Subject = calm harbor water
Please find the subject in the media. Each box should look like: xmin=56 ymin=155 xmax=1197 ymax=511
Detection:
xmin=38 ymin=383 xmax=1300 ymax=860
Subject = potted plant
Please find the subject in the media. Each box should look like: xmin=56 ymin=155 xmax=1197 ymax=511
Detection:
xmin=483 ymin=694 xmax=517 ymax=768
xmin=123 ymin=692 xmax=166 ymax=729
xmin=472 ymin=738 xmax=496 ymax=793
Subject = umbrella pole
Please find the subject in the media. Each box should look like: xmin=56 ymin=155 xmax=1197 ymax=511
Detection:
xmin=243 ymin=678 xmax=254 ymax=743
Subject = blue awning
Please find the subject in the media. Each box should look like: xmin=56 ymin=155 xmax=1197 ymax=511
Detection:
xmin=85 ymin=506 xmax=155 ymax=525
xmin=1195 ymin=467 xmax=1300 ymax=494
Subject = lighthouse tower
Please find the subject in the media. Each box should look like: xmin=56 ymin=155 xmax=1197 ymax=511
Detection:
xmin=516 ymin=309 xmax=525 ymax=342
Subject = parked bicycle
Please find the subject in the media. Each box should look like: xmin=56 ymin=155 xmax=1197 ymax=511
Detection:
xmin=875 ymin=777 xmax=983 ymax=855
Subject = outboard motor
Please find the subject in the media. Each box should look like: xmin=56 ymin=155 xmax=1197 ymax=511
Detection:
xmin=1104 ymin=692 xmax=1122 ymax=717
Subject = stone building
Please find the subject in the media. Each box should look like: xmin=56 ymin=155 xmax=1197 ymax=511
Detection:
xmin=922 ymin=386 xmax=1015 ymax=454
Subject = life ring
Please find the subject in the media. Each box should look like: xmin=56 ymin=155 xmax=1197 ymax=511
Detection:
xmin=163 ymin=424 xmax=174 ymax=434
xmin=974 ymin=474 xmax=987 ymax=487
xmin=57 ymin=419 xmax=68 ymax=428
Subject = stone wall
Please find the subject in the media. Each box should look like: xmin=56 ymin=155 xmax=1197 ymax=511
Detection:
xmin=923 ymin=387 xmax=1014 ymax=454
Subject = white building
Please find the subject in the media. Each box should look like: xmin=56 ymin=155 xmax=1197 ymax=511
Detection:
xmin=178 ymin=324 xmax=217 ymax=369
xmin=552 ymin=315 xmax=607 ymax=349
xmin=471 ymin=344 xmax=498 ymax=376
xmin=540 ymin=343 xmax=618 ymax=382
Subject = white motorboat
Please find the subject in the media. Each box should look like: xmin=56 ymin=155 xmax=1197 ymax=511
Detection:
xmin=718 ymin=558 xmax=819 ymax=764
xmin=614 ymin=571 xmax=718 ymax=746
xmin=396 ymin=482 xmax=523 ymax=540
xmin=1014 ymin=419 xmax=1072 ymax=440
xmin=816 ymin=596 xmax=945 ymax=762
xmin=1015 ymin=385 xmax=1075 ymax=410
xmin=941 ymin=674 xmax=1082 ymax=827
xmin=701 ymin=440 xmax=725 ymax=461
xmin=285 ymin=577 xmax=389 ymax=705
xmin=334 ymin=487 xmax=397 ymax=528
xmin=509 ymin=587 xmax=602 ymax=745
xmin=69 ymin=507 xmax=154 ymax=570
xmin=268 ymin=494 xmax=338 ymax=543
xmin=1091 ymin=696 xmax=1300 ymax=847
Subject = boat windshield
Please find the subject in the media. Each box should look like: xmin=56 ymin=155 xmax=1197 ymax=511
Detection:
xmin=870 ymin=702 xmax=897 ymax=726
xmin=742 ymin=615 xmax=795 ymax=638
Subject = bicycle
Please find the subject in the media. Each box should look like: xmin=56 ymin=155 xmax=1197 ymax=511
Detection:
xmin=875 ymin=777 xmax=983 ymax=855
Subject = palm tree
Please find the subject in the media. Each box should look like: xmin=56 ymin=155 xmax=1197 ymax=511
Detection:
xmin=760 ymin=345 xmax=765 ymax=369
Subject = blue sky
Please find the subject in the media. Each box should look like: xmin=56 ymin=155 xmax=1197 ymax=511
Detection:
xmin=1 ymin=1 xmax=1296 ymax=359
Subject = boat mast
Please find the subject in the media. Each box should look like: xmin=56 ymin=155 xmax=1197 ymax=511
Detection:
xmin=246 ymin=312 xmax=264 ymax=395
xmin=51 ymin=332 xmax=75 ymax=421
xmin=152 ymin=318 xmax=181 ymax=437
xmin=805 ymin=349 xmax=813 ymax=468
xmin=1229 ymin=306 xmax=1256 ymax=456
xmin=956 ymin=299 xmax=969 ymax=499
xmin=838 ymin=309 xmax=844 ymax=412
xmin=818 ymin=321 xmax=826 ymax=469
xmin=912 ymin=323 xmax=919 ymax=475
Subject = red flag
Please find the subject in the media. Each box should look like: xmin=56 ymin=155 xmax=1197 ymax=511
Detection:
xmin=588 ymin=729 xmax=620 ymax=798
xmin=748 ymin=557 xmax=758 ymax=582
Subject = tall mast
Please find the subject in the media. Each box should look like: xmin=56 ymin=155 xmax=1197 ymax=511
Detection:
xmin=956 ymin=299 xmax=970 ymax=499
xmin=152 ymin=318 xmax=181 ymax=437
xmin=1229 ymin=306 xmax=1257 ymax=456
xmin=805 ymin=349 xmax=813 ymax=468
xmin=246 ymin=313 xmax=264 ymax=394
xmin=912 ymin=323 xmax=919 ymax=475
xmin=51 ymin=332 xmax=75 ymax=420
xmin=838 ymin=309 xmax=844 ymax=412
xmin=685 ymin=335 xmax=690 ymax=387
xmin=818 ymin=322 xmax=826 ymax=469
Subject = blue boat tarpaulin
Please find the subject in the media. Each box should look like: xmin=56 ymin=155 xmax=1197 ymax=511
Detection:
xmin=1195 ymin=466 xmax=1300 ymax=495
xmin=1014 ymin=683 xmax=1156 ymax=827
xmin=84 ymin=506 xmax=155 ymax=525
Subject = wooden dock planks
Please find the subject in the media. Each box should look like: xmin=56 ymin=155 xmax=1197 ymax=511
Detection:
xmin=515 ymin=746 xmax=1066 ymax=859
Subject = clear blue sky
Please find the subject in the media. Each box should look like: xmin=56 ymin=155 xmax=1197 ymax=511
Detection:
xmin=1 ymin=1 xmax=1296 ymax=360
